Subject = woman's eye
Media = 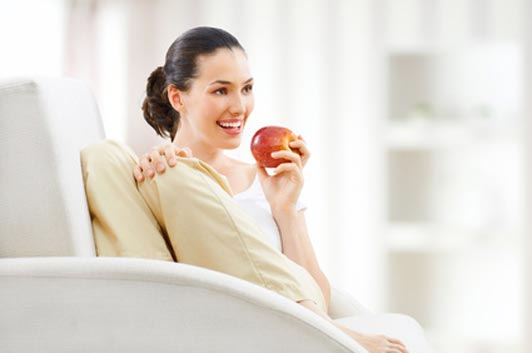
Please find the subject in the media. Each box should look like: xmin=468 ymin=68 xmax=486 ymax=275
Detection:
xmin=214 ymin=88 xmax=227 ymax=95
xmin=243 ymin=85 xmax=253 ymax=93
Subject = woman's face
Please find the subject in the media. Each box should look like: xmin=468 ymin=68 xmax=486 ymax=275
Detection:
xmin=177 ymin=48 xmax=254 ymax=150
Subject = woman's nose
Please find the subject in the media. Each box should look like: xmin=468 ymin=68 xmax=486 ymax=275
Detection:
xmin=229 ymin=93 xmax=245 ymax=116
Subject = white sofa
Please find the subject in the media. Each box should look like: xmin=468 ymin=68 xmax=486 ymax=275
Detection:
xmin=0 ymin=78 xmax=372 ymax=353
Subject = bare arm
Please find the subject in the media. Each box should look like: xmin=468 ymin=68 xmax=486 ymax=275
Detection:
xmin=133 ymin=143 xmax=409 ymax=353
xmin=273 ymin=207 xmax=331 ymax=308
xmin=257 ymin=139 xmax=331 ymax=306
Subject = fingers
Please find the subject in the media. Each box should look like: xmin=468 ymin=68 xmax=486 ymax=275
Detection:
xmin=178 ymin=146 xmax=192 ymax=158
xmin=388 ymin=337 xmax=407 ymax=347
xmin=135 ymin=144 xmax=194 ymax=183
xmin=272 ymin=161 xmax=303 ymax=180
xmin=387 ymin=337 xmax=408 ymax=353
xmin=163 ymin=145 xmax=177 ymax=167
xmin=388 ymin=344 xmax=407 ymax=353
xmin=149 ymin=148 xmax=166 ymax=174
xmin=288 ymin=138 xmax=311 ymax=167
xmin=256 ymin=165 xmax=269 ymax=180
xmin=133 ymin=165 xmax=144 ymax=182
xmin=138 ymin=153 xmax=156 ymax=180
xmin=271 ymin=150 xmax=302 ymax=169
xmin=163 ymin=145 xmax=192 ymax=166
xmin=256 ymin=157 xmax=302 ymax=179
xmin=154 ymin=142 xmax=191 ymax=171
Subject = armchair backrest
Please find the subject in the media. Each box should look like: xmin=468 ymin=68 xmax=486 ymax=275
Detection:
xmin=0 ymin=78 xmax=104 ymax=257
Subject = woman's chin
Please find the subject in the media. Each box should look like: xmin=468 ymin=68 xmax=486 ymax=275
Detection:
xmin=221 ymin=136 xmax=243 ymax=150
xmin=223 ymin=142 xmax=241 ymax=150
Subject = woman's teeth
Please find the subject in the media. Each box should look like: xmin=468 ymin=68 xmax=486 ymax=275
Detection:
xmin=217 ymin=121 xmax=241 ymax=128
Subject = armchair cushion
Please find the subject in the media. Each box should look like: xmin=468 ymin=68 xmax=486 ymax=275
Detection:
xmin=0 ymin=257 xmax=368 ymax=353
xmin=0 ymin=78 xmax=103 ymax=257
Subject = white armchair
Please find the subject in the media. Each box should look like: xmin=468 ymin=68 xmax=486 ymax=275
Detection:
xmin=0 ymin=78 xmax=372 ymax=353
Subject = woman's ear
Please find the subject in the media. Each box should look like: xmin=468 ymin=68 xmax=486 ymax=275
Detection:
xmin=167 ymin=85 xmax=185 ymax=113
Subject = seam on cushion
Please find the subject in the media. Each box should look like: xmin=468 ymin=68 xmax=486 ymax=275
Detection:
xmin=195 ymin=167 xmax=271 ymax=289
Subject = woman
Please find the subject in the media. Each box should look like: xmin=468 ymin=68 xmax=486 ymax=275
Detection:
xmin=135 ymin=26 xmax=432 ymax=353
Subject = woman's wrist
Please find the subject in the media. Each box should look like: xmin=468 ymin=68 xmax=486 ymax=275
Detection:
xmin=271 ymin=204 xmax=298 ymax=220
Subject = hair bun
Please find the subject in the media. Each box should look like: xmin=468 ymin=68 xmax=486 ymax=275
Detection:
xmin=142 ymin=66 xmax=178 ymax=140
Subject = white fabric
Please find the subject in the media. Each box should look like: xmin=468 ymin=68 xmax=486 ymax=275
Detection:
xmin=0 ymin=78 xmax=103 ymax=257
xmin=234 ymin=174 xmax=306 ymax=251
xmin=0 ymin=257 xmax=369 ymax=353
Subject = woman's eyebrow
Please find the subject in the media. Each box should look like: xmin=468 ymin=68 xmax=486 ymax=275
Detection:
xmin=208 ymin=77 xmax=254 ymax=86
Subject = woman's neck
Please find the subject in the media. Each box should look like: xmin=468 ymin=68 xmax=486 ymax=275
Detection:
xmin=172 ymin=136 xmax=228 ymax=171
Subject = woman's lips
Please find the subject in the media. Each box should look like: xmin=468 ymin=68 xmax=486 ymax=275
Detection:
xmin=217 ymin=119 xmax=243 ymax=135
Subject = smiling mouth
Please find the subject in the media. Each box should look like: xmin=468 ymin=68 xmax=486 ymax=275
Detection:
xmin=217 ymin=120 xmax=243 ymax=130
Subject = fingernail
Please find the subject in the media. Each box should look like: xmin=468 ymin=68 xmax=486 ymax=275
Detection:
xmin=168 ymin=157 xmax=176 ymax=165
xmin=147 ymin=169 xmax=154 ymax=178
xmin=156 ymin=163 xmax=165 ymax=172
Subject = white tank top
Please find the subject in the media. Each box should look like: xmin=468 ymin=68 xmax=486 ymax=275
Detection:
xmin=233 ymin=175 xmax=306 ymax=252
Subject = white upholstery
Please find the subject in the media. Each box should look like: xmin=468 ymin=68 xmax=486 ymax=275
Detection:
xmin=0 ymin=78 xmax=102 ymax=256
xmin=0 ymin=77 xmax=371 ymax=352
xmin=0 ymin=257 xmax=368 ymax=353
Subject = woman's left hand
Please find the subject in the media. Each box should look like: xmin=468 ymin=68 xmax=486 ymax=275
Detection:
xmin=290 ymin=136 xmax=311 ymax=167
xmin=257 ymin=138 xmax=310 ymax=213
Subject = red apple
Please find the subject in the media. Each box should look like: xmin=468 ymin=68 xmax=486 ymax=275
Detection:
xmin=250 ymin=126 xmax=298 ymax=168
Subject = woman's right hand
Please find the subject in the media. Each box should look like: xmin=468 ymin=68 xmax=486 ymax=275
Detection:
xmin=345 ymin=330 xmax=409 ymax=353
xmin=134 ymin=143 xmax=192 ymax=182
xmin=299 ymin=300 xmax=409 ymax=353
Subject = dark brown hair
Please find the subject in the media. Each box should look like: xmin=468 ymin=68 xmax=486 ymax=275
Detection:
xmin=142 ymin=26 xmax=245 ymax=141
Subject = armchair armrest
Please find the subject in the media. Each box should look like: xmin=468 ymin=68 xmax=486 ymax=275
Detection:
xmin=0 ymin=257 xmax=368 ymax=353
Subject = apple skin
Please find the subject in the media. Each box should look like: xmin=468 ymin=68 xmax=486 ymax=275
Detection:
xmin=250 ymin=126 xmax=297 ymax=168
